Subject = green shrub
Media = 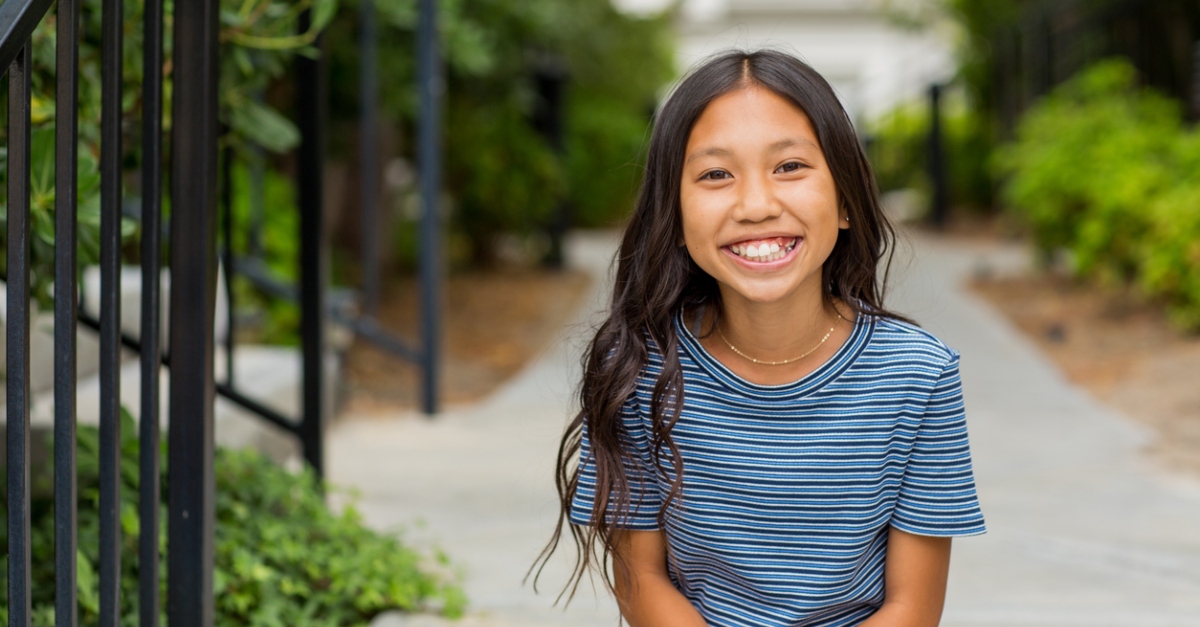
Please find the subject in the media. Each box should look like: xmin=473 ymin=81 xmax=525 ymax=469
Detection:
xmin=1139 ymin=158 xmax=1200 ymax=329
xmin=867 ymin=92 xmax=995 ymax=211
xmin=325 ymin=0 xmax=674 ymax=265
xmin=228 ymin=160 xmax=303 ymax=345
xmin=996 ymin=58 xmax=1200 ymax=329
xmin=0 ymin=410 xmax=464 ymax=626
xmin=869 ymin=103 xmax=929 ymax=195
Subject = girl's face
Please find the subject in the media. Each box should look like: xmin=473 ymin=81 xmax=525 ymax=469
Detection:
xmin=679 ymin=86 xmax=847 ymax=308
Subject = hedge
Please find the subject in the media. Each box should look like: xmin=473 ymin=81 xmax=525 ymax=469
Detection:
xmin=996 ymin=58 xmax=1200 ymax=330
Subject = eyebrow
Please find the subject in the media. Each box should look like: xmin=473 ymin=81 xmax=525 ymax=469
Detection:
xmin=685 ymin=146 xmax=733 ymax=165
xmin=767 ymin=137 xmax=818 ymax=152
xmin=684 ymin=137 xmax=819 ymax=165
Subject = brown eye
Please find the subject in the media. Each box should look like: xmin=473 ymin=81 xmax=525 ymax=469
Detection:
xmin=776 ymin=162 xmax=805 ymax=173
xmin=701 ymin=170 xmax=731 ymax=181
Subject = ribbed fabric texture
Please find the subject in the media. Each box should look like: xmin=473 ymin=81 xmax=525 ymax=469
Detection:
xmin=570 ymin=312 xmax=986 ymax=627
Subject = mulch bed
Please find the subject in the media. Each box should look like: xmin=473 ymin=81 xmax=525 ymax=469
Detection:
xmin=338 ymin=268 xmax=592 ymax=416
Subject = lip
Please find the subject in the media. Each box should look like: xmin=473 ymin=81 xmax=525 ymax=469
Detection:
xmin=722 ymin=236 xmax=803 ymax=269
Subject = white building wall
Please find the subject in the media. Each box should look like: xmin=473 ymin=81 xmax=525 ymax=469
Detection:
xmin=619 ymin=0 xmax=958 ymax=125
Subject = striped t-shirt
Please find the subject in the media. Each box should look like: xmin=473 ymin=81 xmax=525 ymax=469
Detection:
xmin=569 ymin=311 xmax=986 ymax=627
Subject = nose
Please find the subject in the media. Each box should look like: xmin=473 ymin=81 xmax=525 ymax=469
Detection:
xmin=732 ymin=172 xmax=783 ymax=223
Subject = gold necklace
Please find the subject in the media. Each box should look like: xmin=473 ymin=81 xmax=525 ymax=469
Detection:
xmin=716 ymin=311 xmax=850 ymax=366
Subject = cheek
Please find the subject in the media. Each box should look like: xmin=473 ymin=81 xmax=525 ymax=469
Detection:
xmin=679 ymin=193 xmax=716 ymax=244
xmin=782 ymin=177 xmax=839 ymax=222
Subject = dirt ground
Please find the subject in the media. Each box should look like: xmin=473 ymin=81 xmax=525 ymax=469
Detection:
xmin=339 ymin=268 xmax=591 ymax=415
xmin=971 ymin=272 xmax=1200 ymax=477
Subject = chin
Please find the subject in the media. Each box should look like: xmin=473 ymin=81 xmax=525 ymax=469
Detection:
xmin=725 ymin=282 xmax=803 ymax=305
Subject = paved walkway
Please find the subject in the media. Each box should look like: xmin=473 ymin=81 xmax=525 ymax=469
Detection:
xmin=329 ymin=229 xmax=1200 ymax=627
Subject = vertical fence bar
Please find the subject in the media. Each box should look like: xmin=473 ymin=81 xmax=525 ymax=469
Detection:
xmin=222 ymin=144 xmax=236 ymax=383
xmin=1191 ymin=40 xmax=1200 ymax=119
xmin=140 ymin=0 xmax=165 ymax=622
xmin=297 ymin=15 xmax=327 ymax=475
xmin=167 ymin=0 xmax=219 ymax=621
xmin=55 ymin=0 xmax=80 ymax=623
xmin=926 ymin=82 xmax=947 ymax=229
xmin=533 ymin=62 xmax=567 ymax=269
xmin=98 ymin=0 xmax=124 ymax=619
xmin=7 ymin=42 xmax=34 ymax=627
xmin=417 ymin=0 xmax=442 ymax=415
xmin=360 ymin=0 xmax=381 ymax=316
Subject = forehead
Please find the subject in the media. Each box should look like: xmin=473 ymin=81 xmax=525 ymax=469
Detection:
xmin=686 ymin=86 xmax=821 ymax=155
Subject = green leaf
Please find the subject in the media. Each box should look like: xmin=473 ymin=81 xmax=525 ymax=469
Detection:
xmin=228 ymin=98 xmax=301 ymax=153
xmin=312 ymin=0 xmax=338 ymax=32
xmin=77 ymin=549 xmax=101 ymax=613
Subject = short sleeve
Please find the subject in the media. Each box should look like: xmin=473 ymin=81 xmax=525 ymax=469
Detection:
xmin=891 ymin=351 xmax=987 ymax=536
xmin=568 ymin=394 xmax=664 ymax=530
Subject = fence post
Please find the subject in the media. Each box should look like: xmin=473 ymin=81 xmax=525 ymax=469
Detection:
xmin=926 ymin=83 xmax=948 ymax=229
xmin=360 ymin=0 xmax=382 ymax=316
xmin=533 ymin=59 xmax=569 ymax=269
xmin=167 ymin=0 xmax=219 ymax=622
xmin=98 ymin=0 xmax=125 ymax=618
xmin=138 ymin=0 xmax=165 ymax=622
xmin=54 ymin=0 xmax=81 ymax=622
xmin=1191 ymin=40 xmax=1200 ymax=120
xmin=417 ymin=0 xmax=442 ymax=415
xmin=7 ymin=42 xmax=34 ymax=627
xmin=297 ymin=15 xmax=328 ymax=474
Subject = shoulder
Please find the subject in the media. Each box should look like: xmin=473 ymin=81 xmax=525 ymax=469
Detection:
xmin=863 ymin=315 xmax=960 ymax=370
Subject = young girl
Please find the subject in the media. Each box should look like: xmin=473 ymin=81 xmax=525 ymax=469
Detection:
xmin=534 ymin=49 xmax=985 ymax=627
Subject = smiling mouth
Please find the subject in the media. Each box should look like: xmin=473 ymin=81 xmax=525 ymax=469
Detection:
xmin=727 ymin=236 xmax=798 ymax=262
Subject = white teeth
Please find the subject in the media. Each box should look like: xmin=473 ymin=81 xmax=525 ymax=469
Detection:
xmin=729 ymin=237 xmax=798 ymax=261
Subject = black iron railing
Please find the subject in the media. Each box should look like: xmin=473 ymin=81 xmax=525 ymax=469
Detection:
xmin=993 ymin=0 xmax=1200 ymax=132
xmin=227 ymin=0 xmax=443 ymax=416
xmin=1 ymin=0 xmax=445 ymax=623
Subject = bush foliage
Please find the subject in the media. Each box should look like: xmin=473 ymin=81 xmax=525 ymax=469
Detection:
xmin=0 ymin=411 xmax=464 ymax=626
xmin=996 ymin=59 xmax=1200 ymax=329
xmin=326 ymin=0 xmax=674 ymax=266
xmin=868 ymin=94 xmax=994 ymax=211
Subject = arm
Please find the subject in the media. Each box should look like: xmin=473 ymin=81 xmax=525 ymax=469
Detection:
xmin=613 ymin=529 xmax=708 ymax=627
xmin=858 ymin=527 xmax=952 ymax=627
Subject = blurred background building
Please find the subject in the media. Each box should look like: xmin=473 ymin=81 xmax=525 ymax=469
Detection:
xmin=663 ymin=0 xmax=956 ymax=123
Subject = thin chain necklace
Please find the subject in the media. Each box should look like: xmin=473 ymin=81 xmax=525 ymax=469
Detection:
xmin=716 ymin=311 xmax=850 ymax=366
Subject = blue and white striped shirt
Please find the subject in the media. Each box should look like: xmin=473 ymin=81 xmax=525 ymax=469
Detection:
xmin=570 ymin=311 xmax=986 ymax=626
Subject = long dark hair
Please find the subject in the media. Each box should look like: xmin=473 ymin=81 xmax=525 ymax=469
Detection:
xmin=530 ymin=49 xmax=909 ymax=602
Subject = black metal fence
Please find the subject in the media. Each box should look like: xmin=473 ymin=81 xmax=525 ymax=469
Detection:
xmin=993 ymin=0 xmax=1200 ymax=132
xmin=1 ymin=0 xmax=443 ymax=623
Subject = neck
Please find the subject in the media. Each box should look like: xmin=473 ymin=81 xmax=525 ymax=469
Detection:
xmin=713 ymin=285 xmax=840 ymax=363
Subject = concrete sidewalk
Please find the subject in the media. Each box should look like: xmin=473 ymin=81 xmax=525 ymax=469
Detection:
xmin=328 ymin=229 xmax=1200 ymax=626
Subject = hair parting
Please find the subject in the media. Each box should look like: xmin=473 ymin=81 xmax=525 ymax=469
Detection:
xmin=528 ymin=48 xmax=912 ymax=604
